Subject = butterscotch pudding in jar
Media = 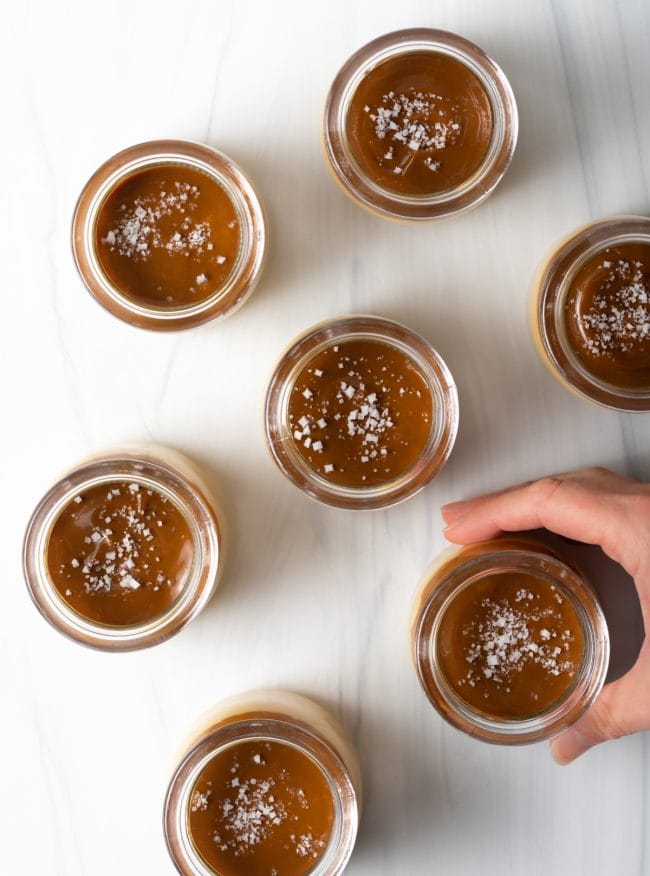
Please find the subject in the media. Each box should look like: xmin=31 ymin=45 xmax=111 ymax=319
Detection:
xmin=532 ymin=216 xmax=650 ymax=410
xmin=23 ymin=446 xmax=223 ymax=650
xmin=323 ymin=29 xmax=517 ymax=220
xmin=411 ymin=537 xmax=609 ymax=744
xmin=265 ymin=316 xmax=458 ymax=509
xmin=164 ymin=691 xmax=361 ymax=876
xmin=72 ymin=140 xmax=266 ymax=330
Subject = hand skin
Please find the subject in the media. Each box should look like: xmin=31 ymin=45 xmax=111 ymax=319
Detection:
xmin=441 ymin=467 xmax=650 ymax=764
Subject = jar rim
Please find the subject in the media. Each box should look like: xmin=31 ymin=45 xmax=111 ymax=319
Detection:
xmin=412 ymin=546 xmax=610 ymax=744
xmin=22 ymin=447 xmax=223 ymax=651
xmin=71 ymin=139 xmax=267 ymax=331
xmin=264 ymin=314 xmax=459 ymax=510
xmin=322 ymin=28 xmax=518 ymax=221
xmin=534 ymin=215 xmax=650 ymax=411
xmin=164 ymin=713 xmax=359 ymax=876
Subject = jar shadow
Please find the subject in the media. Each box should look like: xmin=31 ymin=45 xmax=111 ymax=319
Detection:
xmin=205 ymin=137 xmax=361 ymax=312
xmin=535 ymin=529 xmax=644 ymax=684
xmin=181 ymin=445 xmax=327 ymax=619
xmin=483 ymin=32 xmax=648 ymax=217
xmin=328 ymin=690 xmax=512 ymax=869
xmin=373 ymin=287 xmax=557 ymax=492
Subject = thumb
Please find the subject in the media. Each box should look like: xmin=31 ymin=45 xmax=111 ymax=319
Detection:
xmin=550 ymin=668 xmax=649 ymax=764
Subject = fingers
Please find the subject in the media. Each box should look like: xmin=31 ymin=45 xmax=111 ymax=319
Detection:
xmin=443 ymin=476 xmax=604 ymax=542
xmin=441 ymin=481 xmax=531 ymax=527
xmin=441 ymin=468 xmax=633 ymax=531
xmin=550 ymin=657 xmax=650 ymax=763
xmin=441 ymin=470 xmax=639 ymax=573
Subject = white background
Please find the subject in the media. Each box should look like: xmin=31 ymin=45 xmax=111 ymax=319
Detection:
xmin=2 ymin=0 xmax=650 ymax=873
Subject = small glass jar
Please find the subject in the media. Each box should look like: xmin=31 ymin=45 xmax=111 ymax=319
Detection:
xmin=72 ymin=140 xmax=266 ymax=331
xmin=23 ymin=445 xmax=224 ymax=651
xmin=410 ymin=537 xmax=609 ymax=745
xmin=264 ymin=315 xmax=459 ymax=510
xmin=530 ymin=215 xmax=650 ymax=411
xmin=164 ymin=690 xmax=361 ymax=876
xmin=322 ymin=28 xmax=518 ymax=221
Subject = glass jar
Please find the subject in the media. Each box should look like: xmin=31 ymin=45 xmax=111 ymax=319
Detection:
xmin=72 ymin=140 xmax=266 ymax=331
xmin=164 ymin=690 xmax=361 ymax=876
xmin=23 ymin=445 xmax=224 ymax=651
xmin=410 ymin=537 xmax=609 ymax=744
xmin=264 ymin=315 xmax=459 ymax=510
xmin=322 ymin=28 xmax=518 ymax=221
xmin=530 ymin=215 xmax=650 ymax=411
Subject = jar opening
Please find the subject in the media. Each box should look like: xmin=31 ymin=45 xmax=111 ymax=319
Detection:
xmin=72 ymin=141 xmax=266 ymax=330
xmin=323 ymin=29 xmax=518 ymax=220
xmin=265 ymin=316 xmax=458 ymax=509
xmin=534 ymin=216 xmax=650 ymax=411
xmin=23 ymin=449 xmax=222 ymax=650
xmin=413 ymin=546 xmax=609 ymax=744
xmin=164 ymin=715 xmax=359 ymax=876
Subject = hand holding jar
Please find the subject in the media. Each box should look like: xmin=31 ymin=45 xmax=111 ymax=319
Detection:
xmin=442 ymin=467 xmax=650 ymax=764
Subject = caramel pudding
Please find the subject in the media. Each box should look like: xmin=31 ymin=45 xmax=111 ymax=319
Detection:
xmin=188 ymin=739 xmax=335 ymax=876
xmin=564 ymin=241 xmax=650 ymax=389
xmin=23 ymin=447 xmax=223 ymax=650
xmin=96 ymin=164 xmax=240 ymax=307
xmin=323 ymin=30 xmax=517 ymax=220
xmin=347 ymin=51 xmax=492 ymax=196
xmin=72 ymin=140 xmax=266 ymax=330
xmin=164 ymin=691 xmax=361 ymax=875
xmin=437 ymin=569 xmax=583 ymax=720
xmin=411 ymin=538 xmax=609 ymax=743
xmin=47 ymin=480 xmax=193 ymax=626
xmin=265 ymin=316 xmax=458 ymax=509
xmin=288 ymin=339 xmax=433 ymax=488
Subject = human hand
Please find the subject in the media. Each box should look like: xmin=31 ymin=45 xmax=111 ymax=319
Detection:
xmin=441 ymin=467 xmax=650 ymax=764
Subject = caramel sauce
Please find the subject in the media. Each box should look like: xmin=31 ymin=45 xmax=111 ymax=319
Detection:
xmin=188 ymin=739 xmax=334 ymax=876
xmin=288 ymin=339 xmax=433 ymax=488
xmin=438 ymin=569 xmax=583 ymax=720
xmin=346 ymin=51 xmax=493 ymax=196
xmin=96 ymin=165 xmax=240 ymax=307
xmin=564 ymin=241 xmax=650 ymax=389
xmin=47 ymin=481 xmax=193 ymax=626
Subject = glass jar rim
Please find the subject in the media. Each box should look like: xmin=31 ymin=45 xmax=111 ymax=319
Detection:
xmin=164 ymin=714 xmax=359 ymax=876
xmin=22 ymin=448 xmax=223 ymax=651
xmin=322 ymin=28 xmax=518 ymax=221
xmin=535 ymin=215 xmax=650 ymax=411
xmin=264 ymin=314 xmax=459 ymax=510
xmin=413 ymin=547 xmax=610 ymax=744
xmin=71 ymin=139 xmax=267 ymax=331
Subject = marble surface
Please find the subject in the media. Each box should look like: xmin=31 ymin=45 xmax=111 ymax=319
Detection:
xmin=2 ymin=0 xmax=650 ymax=872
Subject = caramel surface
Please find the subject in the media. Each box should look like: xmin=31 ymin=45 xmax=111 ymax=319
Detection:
xmin=346 ymin=51 xmax=493 ymax=196
xmin=438 ymin=570 xmax=583 ymax=720
xmin=188 ymin=739 xmax=334 ymax=876
xmin=96 ymin=164 xmax=240 ymax=307
xmin=47 ymin=481 xmax=193 ymax=626
xmin=564 ymin=241 xmax=650 ymax=389
xmin=288 ymin=339 xmax=433 ymax=488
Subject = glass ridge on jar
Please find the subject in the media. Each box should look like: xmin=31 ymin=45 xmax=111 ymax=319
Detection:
xmin=530 ymin=215 xmax=650 ymax=411
xmin=72 ymin=139 xmax=266 ymax=331
xmin=164 ymin=690 xmax=362 ymax=876
xmin=323 ymin=28 xmax=518 ymax=221
xmin=410 ymin=537 xmax=609 ymax=745
xmin=23 ymin=445 xmax=224 ymax=651
xmin=264 ymin=314 xmax=459 ymax=510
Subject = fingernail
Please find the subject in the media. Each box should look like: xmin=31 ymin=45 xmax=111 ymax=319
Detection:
xmin=441 ymin=501 xmax=470 ymax=524
xmin=549 ymin=738 xmax=572 ymax=766
xmin=550 ymin=729 xmax=594 ymax=766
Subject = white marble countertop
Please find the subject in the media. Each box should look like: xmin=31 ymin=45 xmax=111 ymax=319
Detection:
xmin=2 ymin=0 xmax=649 ymax=872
